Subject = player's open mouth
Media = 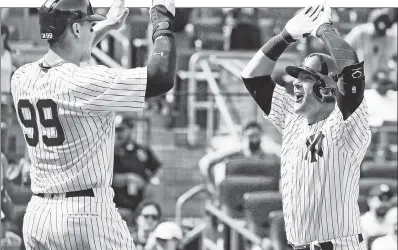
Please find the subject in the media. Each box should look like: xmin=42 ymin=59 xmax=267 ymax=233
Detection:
xmin=295 ymin=92 xmax=304 ymax=103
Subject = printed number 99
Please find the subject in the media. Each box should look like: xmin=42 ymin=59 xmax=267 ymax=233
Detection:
xmin=17 ymin=99 xmax=65 ymax=147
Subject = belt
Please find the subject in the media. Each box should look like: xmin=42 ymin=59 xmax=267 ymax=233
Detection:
xmin=34 ymin=188 xmax=95 ymax=198
xmin=290 ymin=234 xmax=363 ymax=250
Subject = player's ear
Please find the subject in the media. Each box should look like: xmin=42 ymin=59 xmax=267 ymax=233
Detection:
xmin=71 ymin=22 xmax=82 ymax=38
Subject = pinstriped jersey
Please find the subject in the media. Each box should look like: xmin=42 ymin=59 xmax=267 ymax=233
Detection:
xmin=266 ymin=84 xmax=372 ymax=245
xmin=11 ymin=60 xmax=147 ymax=194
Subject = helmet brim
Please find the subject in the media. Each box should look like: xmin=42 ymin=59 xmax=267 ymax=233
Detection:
xmin=285 ymin=65 xmax=320 ymax=80
xmin=80 ymin=14 xmax=106 ymax=22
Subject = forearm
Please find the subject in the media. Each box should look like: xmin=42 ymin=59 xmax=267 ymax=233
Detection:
xmin=317 ymin=23 xmax=364 ymax=119
xmin=146 ymin=36 xmax=176 ymax=98
xmin=145 ymin=5 xmax=177 ymax=98
xmin=316 ymin=23 xmax=359 ymax=72
xmin=241 ymin=28 xmax=295 ymax=78
xmin=92 ymin=21 xmax=114 ymax=48
xmin=241 ymin=29 xmax=294 ymax=115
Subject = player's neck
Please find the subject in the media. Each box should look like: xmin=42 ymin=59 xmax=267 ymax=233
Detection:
xmin=45 ymin=47 xmax=81 ymax=66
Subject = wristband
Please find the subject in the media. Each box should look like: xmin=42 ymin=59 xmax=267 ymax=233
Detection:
xmin=150 ymin=5 xmax=174 ymax=43
xmin=261 ymin=28 xmax=296 ymax=61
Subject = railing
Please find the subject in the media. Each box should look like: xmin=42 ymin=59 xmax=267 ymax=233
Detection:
xmin=187 ymin=51 xmax=256 ymax=147
xmin=175 ymin=184 xmax=210 ymax=227
xmin=99 ymin=30 xmax=133 ymax=68
xmin=204 ymin=203 xmax=264 ymax=250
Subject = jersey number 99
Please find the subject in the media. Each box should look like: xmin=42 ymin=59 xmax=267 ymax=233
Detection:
xmin=17 ymin=99 xmax=65 ymax=147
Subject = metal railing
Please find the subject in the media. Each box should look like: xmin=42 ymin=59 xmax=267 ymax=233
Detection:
xmin=186 ymin=51 xmax=256 ymax=147
xmin=175 ymin=184 xmax=210 ymax=227
xmin=204 ymin=203 xmax=264 ymax=250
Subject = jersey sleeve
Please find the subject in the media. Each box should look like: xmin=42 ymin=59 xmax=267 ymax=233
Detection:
xmin=265 ymin=84 xmax=295 ymax=133
xmin=69 ymin=65 xmax=147 ymax=112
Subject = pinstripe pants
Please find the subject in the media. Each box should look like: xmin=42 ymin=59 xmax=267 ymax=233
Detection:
xmin=22 ymin=187 xmax=135 ymax=250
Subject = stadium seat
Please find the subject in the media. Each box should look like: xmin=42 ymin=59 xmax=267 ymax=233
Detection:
xmin=225 ymin=157 xmax=280 ymax=180
xmin=361 ymin=163 xmax=398 ymax=179
xmin=359 ymin=178 xmax=398 ymax=197
xmin=268 ymin=211 xmax=292 ymax=250
xmin=244 ymin=191 xmax=283 ymax=237
xmin=219 ymin=176 xmax=278 ymax=218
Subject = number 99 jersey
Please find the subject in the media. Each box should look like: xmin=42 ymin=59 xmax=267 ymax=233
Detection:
xmin=11 ymin=59 xmax=147 ymax=194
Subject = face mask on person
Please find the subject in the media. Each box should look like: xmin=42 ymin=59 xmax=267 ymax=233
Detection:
xmin=375 ymin=204 xmax=390 ymax=218
xmin=249 ymin=140 xmax=261 ymax=153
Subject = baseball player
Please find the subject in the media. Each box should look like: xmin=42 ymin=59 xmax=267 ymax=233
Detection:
xmin=242 ymin=4 xmax=371 ymax=250
xmin=10 ymin=0 xmax=177 ymax=248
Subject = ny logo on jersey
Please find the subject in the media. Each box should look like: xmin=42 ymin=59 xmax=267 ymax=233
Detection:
xmin=305 ymin=131 xmax=325 ymax=163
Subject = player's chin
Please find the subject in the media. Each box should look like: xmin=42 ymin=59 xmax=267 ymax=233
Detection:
xmin=293 ymin=99 xmax=305 ymax=114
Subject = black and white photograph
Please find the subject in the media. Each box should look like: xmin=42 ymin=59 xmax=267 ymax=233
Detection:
xmin=0 ymin=1 xmax=397 ymax=250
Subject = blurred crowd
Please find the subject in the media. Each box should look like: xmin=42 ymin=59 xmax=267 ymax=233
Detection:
xmin=1 ymin=6 xmax=397 ymax=250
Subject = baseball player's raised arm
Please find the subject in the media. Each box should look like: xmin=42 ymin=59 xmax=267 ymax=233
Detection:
xmin=145 ymin=3 xmax=177 ymax=98
xmin=316 ymin=23 xmax=365 ymax=120
xmin=71 ymin=66 xmax=147 ymax=112
xmin=241 ymin=6 xmax=323 ymax=132
xmin=240 ymin=28 xmax=297 ymax=132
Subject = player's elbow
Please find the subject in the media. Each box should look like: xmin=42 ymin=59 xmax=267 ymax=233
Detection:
xmin=145 ymin=36 xmax=177 ymax=98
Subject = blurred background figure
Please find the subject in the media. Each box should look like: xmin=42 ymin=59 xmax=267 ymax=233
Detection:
xmin=146 ymin=222 xmax=183 ymax=250
xmin=113 ymin=115 xmax=163 ymax=222
xmin=345 ymin=8 xmax=397 ymax=87
xmin=364 ymin=70 xmax=397 ymax=127
xmin=224 ymin=8 xmax=262 ymax=51
xmin=1 ymin=24 xmax=21 ymax=158
xmin=371 ymin=206 xmax=397 ymax=250
xmin=198 ymin=121 xmax=279 ymax=192
xmin=131 ymin=200 xmax=163 ymax=250
xmin=361 ymin=184 xmax=395 ymax=245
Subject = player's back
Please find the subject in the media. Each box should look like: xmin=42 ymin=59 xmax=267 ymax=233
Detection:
xmin=11 ymin=60 xmax=147 ymax=194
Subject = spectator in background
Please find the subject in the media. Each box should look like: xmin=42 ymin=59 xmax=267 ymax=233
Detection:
xmin=345 ymin=8 xmax=397 ymax=88
xmin=361 ymin=184 xmax=395 ymax=245
xmin=1 ymin=153 xmax=22 ymax=250
xmin=198 ymin=121 xmax=280 ymax=192
xmin=225 ymin=8 xmax=262 ymax=51
xmin=146 ymin=222 xmax=183 ymax=250
xmin=113 ymin=115 xmax=162 ymax=220
xmin=371 ymin=206 xmax=397 ymax=250
xmin=364 ymin=70 xmax=397 ymax=127
xmin=131 ymin=200 xmax=162 ymax=250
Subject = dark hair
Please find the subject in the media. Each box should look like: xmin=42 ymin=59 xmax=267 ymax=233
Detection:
xmin=243 ymin=121 xmax=262 ymax=132
xmin=135 ymin=200 xmax=162 ymax=219
xmin=1 ymin=24 xmax=12 ymax=51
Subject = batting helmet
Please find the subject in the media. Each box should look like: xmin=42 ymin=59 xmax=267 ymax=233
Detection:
xmin=285 ymin=53 xmax=339 ymax=103
xmin=39 ymin=0 xmax=106 ymax=41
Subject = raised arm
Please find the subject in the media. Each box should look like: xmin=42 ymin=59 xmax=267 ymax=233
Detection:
xmin=313 ymin=4 xmax=365 ymax=120
xmin=241 ymin=5 xmax=322 ymax=131
xmin=145 ymin=0 xmax=177 ymax=98
xmin=91 ymin=0 xmax=130 ymax=48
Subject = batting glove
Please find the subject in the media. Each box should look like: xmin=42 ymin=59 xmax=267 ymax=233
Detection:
xmin=311 ymin=2 xmax=333 ymax=37
xmin=151 ymin=0 xmax=175 ymax=17
xmin=284 ymin=4 xmax=323 ymax=40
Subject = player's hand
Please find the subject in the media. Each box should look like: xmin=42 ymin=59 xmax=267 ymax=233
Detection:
xmin=284 ymin=4 xmax=323 ymax=40
xmin=311 ymin=2 xmax=332 ymax=37
xmin=151 ymin=0 xmax=175 ymax=16
xmin=105 ymin=0 xmax=130 ymax=30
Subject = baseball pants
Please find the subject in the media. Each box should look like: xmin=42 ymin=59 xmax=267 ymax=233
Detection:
xmin=23 ymin=187 xmax=135 ymax=250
